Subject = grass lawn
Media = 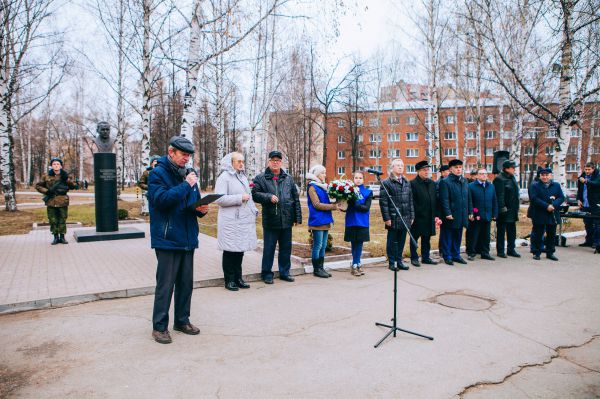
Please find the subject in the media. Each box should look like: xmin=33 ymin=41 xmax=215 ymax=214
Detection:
xmin=0 ymin=198 xmax=585 ymax=259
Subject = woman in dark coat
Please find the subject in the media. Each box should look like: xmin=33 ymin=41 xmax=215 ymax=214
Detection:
xmin=409 ymin=161 xmax=439 ymax=266
xmin=35 ymin=157 xmax=78 ymax=245
xmin=344 ymin=171 xmax=372 ymax=276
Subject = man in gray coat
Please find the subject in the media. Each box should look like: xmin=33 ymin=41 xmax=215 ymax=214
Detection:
xmin=380 ymin=159 xmax=415 ymax=271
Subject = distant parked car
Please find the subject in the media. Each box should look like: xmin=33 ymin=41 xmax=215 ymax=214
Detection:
xmin=519 ymin=188 xmax=529 ymax=204
xmin=367 ymin=182 xmax=381 ymax=198
xmin=565 ymin=190 xmax=578 ymax=207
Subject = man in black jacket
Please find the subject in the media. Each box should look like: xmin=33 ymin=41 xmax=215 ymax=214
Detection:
xmin=252 ymin=150 xmax=302 ymax=284
xmin=439 ymin=159 xmax=473 ymax=265
xmin=466 ymin=168 xmax=498 ymax=261
xmin=409 ymin=160 xmax=439 ymax=266
xmin=493 ymin=160 xmax=521 ymax=258
xmin=380 ymin=159 xmax=415 ymax=271
xmin=529 ymin=168 xmax=564 ymax=260
xmin=577 ymin=163 xmax=599 ymax=247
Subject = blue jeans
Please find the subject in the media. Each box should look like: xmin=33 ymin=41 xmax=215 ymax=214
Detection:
xmin=351 ymin=241 xmax=364 ymax=265
xmin=311 ymin=230 xmax=329 ymax=259
xmin=261 ymin=228 xmax=293 ymax=279
xmin=441 ymin=227 xmax=463 ymax=260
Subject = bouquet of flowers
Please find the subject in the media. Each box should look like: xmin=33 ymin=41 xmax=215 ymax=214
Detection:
xmin=328 ymin=179 xmax=361 ymax=210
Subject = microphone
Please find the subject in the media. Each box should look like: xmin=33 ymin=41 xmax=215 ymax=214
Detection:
xmin=186 ymin=167 xmax=198 ymax=176
xmin=365 ymin=168 xmax=383 ymax=176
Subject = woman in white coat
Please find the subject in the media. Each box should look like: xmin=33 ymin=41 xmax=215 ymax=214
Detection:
xmin=215 ymin=152 xmax=259 ymax=291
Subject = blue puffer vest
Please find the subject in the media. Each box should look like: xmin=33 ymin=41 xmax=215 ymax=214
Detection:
xmin=308 ymin=183 xmax=334 ymax=227
xmin=345 ymin=185 xmax=371 ymax=227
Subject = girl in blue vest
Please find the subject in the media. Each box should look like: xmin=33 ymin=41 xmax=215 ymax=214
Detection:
xmin=344 ymin=171 xmax=372 ymax=276
xmin=306 ymin=165 xmax=339 ymax=278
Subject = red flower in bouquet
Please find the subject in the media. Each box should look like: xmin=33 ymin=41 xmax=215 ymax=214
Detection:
xmin=249 ymin=182 xmax=255 ymax=188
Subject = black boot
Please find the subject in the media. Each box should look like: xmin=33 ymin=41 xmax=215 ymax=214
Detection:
xmin=59 ymin=234 xmax=68 ymax=244
xmin=320 ymin=258 xmax=332 ymax=277
xmin=51 ymin=234 xmax=59 ymax=245
xmin=312 ymin=258 xmax=329 ymax=278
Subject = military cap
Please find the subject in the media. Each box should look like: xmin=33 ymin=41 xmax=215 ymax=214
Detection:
xmin=268 ymin=150 xmax=283 ymax=159
xmin=439 ymin=164 xmax=450 ymax=172
xmin=448 ymin=159 xmax=463 ymax=167
xmin=415 ymin=160 xmax=430 ymax=171
xmin=502 ymin=160 xmax=516 ymax=169
xmin=538 ymin=167 xmax=552 ymax=174
xmin=169 ymin=136 xmax=195 ymax=154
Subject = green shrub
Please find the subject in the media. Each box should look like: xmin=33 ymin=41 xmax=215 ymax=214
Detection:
xmin=118 ymin=209 xmax=129 ymax=220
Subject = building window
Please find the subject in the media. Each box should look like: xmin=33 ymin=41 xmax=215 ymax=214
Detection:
xmin=369 ymin=134 xmax=382 ymax=143
xmin=465 ymin=147 xmax=477 ymax=156
xmin=356 ymin=118 xmax=364 ymax=127
xmin=546 ymin=130 xmax=557 ymax=138
xmin=566 ymin=163 xmax=578 ymax=172
xmin=567 ymin=145 xmax=577 ymax=155
xmin=406 ymin=164 xmax=416 ymax=174
xmin=358 ymin=150 xmax=364 ymax=158
xmin=444 ymin=148 xmax=457 ymax=156
xmin=357 ymin=134 xmax=363 ymax=142
xmin=593 ymin=145 xmax=600 ymax=154
xmin=407 ymin=116 xmax=417 ymax=125
xmin=567 ymin=180 xmax=577 ymax=189
xmin=387 ymin=133 xmax=400 ymax=142
xmin=504 ymin=113 xmax=512 ymax=122
xmin=338 ymin=151 xmax=345 ymax=159
xmin=484 ymin=130 xmax=496 ymax=139
xmin=406 ymin=132 xmax=418 ymax=141
xmin=465 ymin=114 xmax=475 ymax=124
xmin=485 ymin=147 xmax=498 ymax=156
xmin=337 ymin=167 xmax=345 ymax=175
xmin=444 ymin=131 xmax=457 ymax=140
xmin=371 ymin=165 xmax=383 ymax=172
xmin=486 ymin=164 xmax=493 ymax=172
xmin=369 ymin=118 xmax=379 ymax=127
xmin=465 ymin=131 xmax=476 ymax=140
xmin=445 ymin=115 xmax=455 ymax=124
xmin=523 ymin=146 xmax=534 ymax=156
xmin=369 ymin=149 xmax=381 ymax=158
xmin=545 ymin=146 xmax=554 ymax=155
xmin=571 ymin=128 xmax=581 ymax=137
xmin=524 ymin=130 xmax=537 ymax=139
xmin=593 ymin=128 xmax=600 ymax=137
xmin=337 ymin=135 xmax=345 ymax=143
xmin=525 ymin=114 xmax=535 ymax=122
xmin=406 ymin=149 xmax=419 ymax=157
xmin=486 ymin=115 xmax=494 ymax=123
xmin=387 ymin=116 xmax=400 ymax=125
xmin=388 ymin=149 xmax=401 ymax=158
xmin=337 ymin=119 xmax=346 ymax=128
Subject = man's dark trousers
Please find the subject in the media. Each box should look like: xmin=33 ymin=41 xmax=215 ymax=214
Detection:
xmin=387 ymin=228 xmax=408 ymax=265
xmin=496 ymin=220 xmax=516 ymax=254
xmin=466 ymin=220 xmax=491 ymax=256
xmin=261 ymin=227 xmax=292 ymax=279
xmin=531 ymin=224 xmax=557 ymax=255
xmin=152 ymin=249 xmax=194 ymax=332
xmin=441 ymin=227 xmax=463 ymax=261
xmin=409 ymin=228 xmax=431 ymax=261
xmin=582 ymin=207 xmax=594 ymax=244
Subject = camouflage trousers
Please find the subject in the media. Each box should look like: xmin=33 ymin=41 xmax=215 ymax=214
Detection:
xmin=47 ymin=206 xmax=68 ymax=235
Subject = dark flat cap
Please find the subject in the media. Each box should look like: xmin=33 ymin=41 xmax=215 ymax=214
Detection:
xmin=439 ymin=164 xmax=449 ymax=172
xmin=169 ymin=136 xmax=195 ymax=154
xmin=539 ymin=167 xmax=553 ymax=174
xmin=268 ymin=150 xmax=283 ymax=159
xmin=415 ymin=160 xmax=430 ymax=171
xmin=502 ymin=160 xmax=516 ymax=169
xmin=448 ymin=159 xmax=463 ymax=167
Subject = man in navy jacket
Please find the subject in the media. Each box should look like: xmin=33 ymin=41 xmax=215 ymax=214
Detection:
xmin=466 ymin=168 xmax=498 ymax=261
xmin=147 ymin=136 xmax=209 ymax=344
xmin=528 ymin=168 xmax=564 ymax=261
xmin=439 ymin=159 xmax=473 ymax=265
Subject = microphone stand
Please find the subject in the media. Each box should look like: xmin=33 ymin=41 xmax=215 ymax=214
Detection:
xmin=372 ymin=172 xmax=434 ymax=348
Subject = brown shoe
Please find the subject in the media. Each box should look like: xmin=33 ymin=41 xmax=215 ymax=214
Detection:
xmin=351 ymin=265 xmax=361 ymax=276
xmin=358 ymin=265 xmax=365 ymax=275
xmin=152 ymin=329 xmax=172 ymax=344
xmin=173 ymin=323 xmax=200 ymax=335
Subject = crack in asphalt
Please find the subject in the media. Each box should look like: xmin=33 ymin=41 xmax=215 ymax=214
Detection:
xmin=456 ymin=334 xmax=600 ymax=398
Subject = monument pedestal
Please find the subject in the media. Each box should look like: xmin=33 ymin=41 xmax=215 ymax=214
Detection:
xmin=75 ymin=153 xmax=145 ymax=243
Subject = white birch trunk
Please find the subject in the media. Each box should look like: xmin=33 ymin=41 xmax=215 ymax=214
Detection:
xmin=510 ymin=112 xmax=523 ymax=181
xmin=498 ymin=104 xmax=505 ymax=151
xmin=140 ymin=0 xmax=151 ymax=169
xmin=180 ymin=0 xmax=203 ymax=147
xmin=587 ymin=115 xmax=595 ymax=163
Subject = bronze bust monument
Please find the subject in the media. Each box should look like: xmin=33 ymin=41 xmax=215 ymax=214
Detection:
xmin=94 ymin=121 xmax=115 ymax=153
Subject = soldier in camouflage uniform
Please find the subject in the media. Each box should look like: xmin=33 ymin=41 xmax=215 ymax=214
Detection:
xmin=138 ymin=155 xmax=160 ymax=190
xmin=35 ymin=158 xmax=78 ymax=245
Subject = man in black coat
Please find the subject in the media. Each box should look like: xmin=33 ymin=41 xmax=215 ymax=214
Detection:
xmin=439 ymin=159 xmax=473 ymax=265
xmin=493 ymin=160 xmax=521 ymax=258
xmin=252 ymin=150 xmax=302 ymax=284
xmin=436 ymin=164 xmax=450 ymax=260
xmin=380 ymin=158 xmax=415 ymax=271
xmin=577 ymin=163 xmax=599 ymax=247
xmin=409 ymin=160 xmax=439 ymax=266
xmin=466 ymin=168 xmax=498 ymax=261
xmin=529 ymin=168 xmax=564 ymax=260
